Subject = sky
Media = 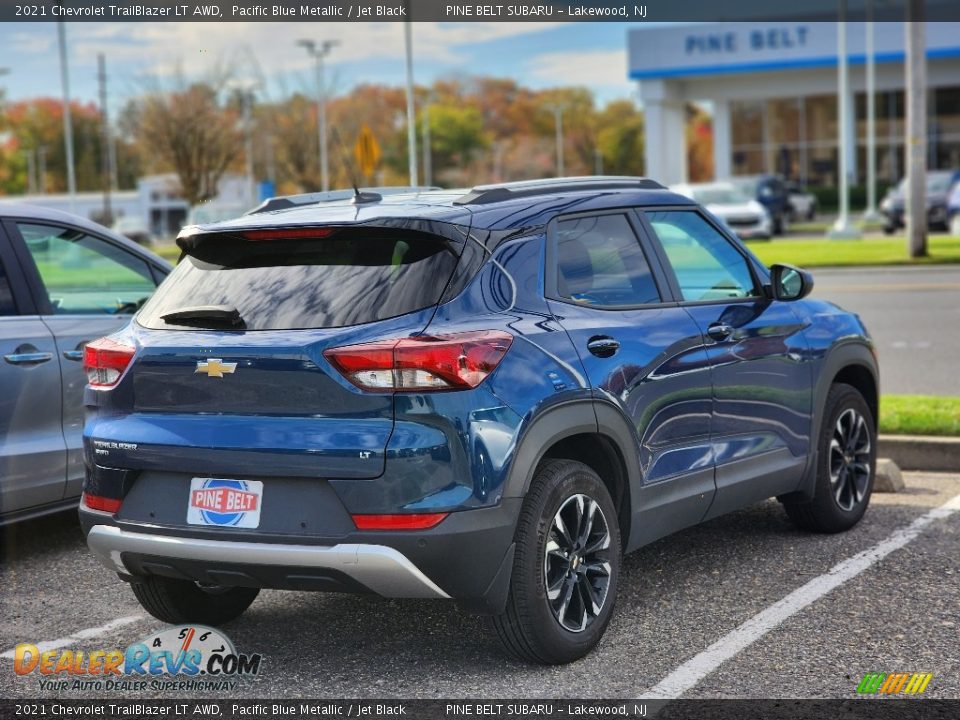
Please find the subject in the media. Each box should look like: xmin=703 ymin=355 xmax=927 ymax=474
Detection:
xmin=0 ymin=22 xmax=638 ymax=114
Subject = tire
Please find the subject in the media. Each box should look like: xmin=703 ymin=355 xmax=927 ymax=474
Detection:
xmin=784 ymin=383 xmax=876 ymax=533
xmin=774 ymin=211 xmax=789 ymax=236
xmin=131 ymin=576 xmax=259 ymax=625
xmin=492 ymin=459 xmax=621 ymax=664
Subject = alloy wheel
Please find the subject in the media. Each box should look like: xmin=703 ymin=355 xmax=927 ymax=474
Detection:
xmin=543 ymin=494 xmax=612 ymax=633
xmin=830 ymin=408 xmax=872 ymax=511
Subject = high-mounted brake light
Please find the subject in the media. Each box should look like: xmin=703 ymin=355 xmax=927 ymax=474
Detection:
xmin=81 ymin=492 xmax=122 ymax=514
xmin=83 ymin=337 xmax=136 ymax=388
xmin=242 ymin=227 xmax=336 ymax=241
xmin=352 ymin=513 xmax=449 ymax=530
xmin=324 ymin=331 xmax=513 ymax=392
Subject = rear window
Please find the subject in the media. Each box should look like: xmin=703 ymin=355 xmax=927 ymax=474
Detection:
xmin=137 ymin=232 xmax=460 ymax=331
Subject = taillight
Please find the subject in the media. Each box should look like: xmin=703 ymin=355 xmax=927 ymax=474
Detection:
xmin=83 ymin=337 xmax=135 ymax=388
xmin=324 ymin=331 xmax=513 ymax=392
xmin=81 ymin=492 xmax=122 ymax=514
xmin=242 ymin=227 xmax=336 ymax=241
xmin=352 ymin=513 xmax=449 ymax=530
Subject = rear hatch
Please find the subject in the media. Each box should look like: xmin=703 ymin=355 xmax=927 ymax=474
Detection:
xmin=99 ymin=222 xmax=467 ymax=480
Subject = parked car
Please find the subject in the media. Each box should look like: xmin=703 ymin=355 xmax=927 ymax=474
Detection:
xmin=671 ymin=181 xmax=772 ymax=240
xmin=111 ymin=215 xmax=154 ymax=247
xmin=731 ymin=174 xmax=791 ymax=235
xmin=79 ymin=178 xmax=878 ymax=664
xmin=0 ymin=204 xmax=172 ymax=526
xmin=785 ymin=181 xmax=818 ymax=221
xmin=949 ymin=181 xmax=960 ymax=236
xmin=880 ymin=170 xmax=960 ymax=234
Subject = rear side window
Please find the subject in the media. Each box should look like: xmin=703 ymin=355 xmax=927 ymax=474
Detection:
xmin=137 ymin=232 xmax=460 ymax=331
xmin=554 ymin=214 xmax=660 ymax=307
xmin=0 ymin=257 xmax=15 ymax=316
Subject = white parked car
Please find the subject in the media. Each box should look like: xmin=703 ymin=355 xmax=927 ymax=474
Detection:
xmin=785 ymin=181 xmax=818 ymax=221
xmin=671 ymin=182 xmax=772 ymax=240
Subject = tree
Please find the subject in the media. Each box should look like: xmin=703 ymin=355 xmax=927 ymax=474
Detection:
xmin=686 ymin=103 xmax=714 ymax=182
xmin=131 ymin=79 xmax=242 ymax=206
xmin=595 ymin=100 xmax=645 ymax=176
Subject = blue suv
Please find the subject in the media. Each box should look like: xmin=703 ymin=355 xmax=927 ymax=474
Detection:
xmin=79 ymin=178 xmax=878 ymax=664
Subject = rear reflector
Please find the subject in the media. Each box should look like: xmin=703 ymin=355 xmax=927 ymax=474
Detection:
xmin=82 ymin=493 xmax=122 ymax=514
xmin=83 ymin=337 xmax=136 ymax=388
xmin=242 ymin=227 xmax=336 ymax=241
xmin=324 ymin=331 xmax=512 ymax=392
xmin=352 ymin=513 xmax=449 ymax=530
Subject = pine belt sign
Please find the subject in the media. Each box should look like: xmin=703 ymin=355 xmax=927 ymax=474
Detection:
xmin=354 ymin=125 xmax=381 ymax=179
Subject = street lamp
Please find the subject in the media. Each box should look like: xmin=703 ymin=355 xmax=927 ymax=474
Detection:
xmin=56 ymin=22 xmax=77 ymax=212
xmin=298 ymin=38 xmax=339 ymax=192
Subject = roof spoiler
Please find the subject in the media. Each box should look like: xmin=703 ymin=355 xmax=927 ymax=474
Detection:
xmin=247 ymin=186 xmax=443 ymax=215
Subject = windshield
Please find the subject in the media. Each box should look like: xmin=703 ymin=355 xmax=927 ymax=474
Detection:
xmin=692 ymin=187 xmax=751 ymax=205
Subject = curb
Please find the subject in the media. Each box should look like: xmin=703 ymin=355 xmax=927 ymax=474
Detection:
xmin=878 ymin=434 xmax=960 ymax=473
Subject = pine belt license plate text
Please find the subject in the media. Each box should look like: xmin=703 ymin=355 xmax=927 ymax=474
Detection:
xmin=187 ymin=478 xmax=264 ymax=528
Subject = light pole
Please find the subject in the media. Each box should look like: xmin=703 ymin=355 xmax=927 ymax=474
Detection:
xmin=828 ymin=1 xmax=861 ymax=239
xmin=298 ymin=38 xmax=339 ymax=192
xmin=228 ymin=79 xmax=261 ymax=206
xmin=56 ymin=22 xmax=77 ymax=212
xmin=862 ymin=0 xmax=880 ymax=222
xmin=905 ymin=4 xmax=927 ymax=258
xmin=421 ymin=96 xmax=433 ymax=187
xmin=403 ymin=21 xmax=418 ymax=186
xmin=544 ymin=104 xmax=565 ymax=177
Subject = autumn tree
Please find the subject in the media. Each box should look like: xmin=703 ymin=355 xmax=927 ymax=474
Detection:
xmin=595 ymin=100 xmax=645 ymax=176
xmin=129 ymin=78 xmax=242 ymax=206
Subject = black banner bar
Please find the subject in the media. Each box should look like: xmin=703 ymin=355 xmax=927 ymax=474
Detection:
xmin=4 ymin=0 xmax=960 ymax=23
xmin=2 ymin=700 xmax=960 ymax=720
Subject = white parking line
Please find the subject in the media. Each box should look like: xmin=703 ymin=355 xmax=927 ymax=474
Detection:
xmin=0 ymin=615 xmax=145 ymax=659
xmin=645 ymin=492 xmax=960 ymax=699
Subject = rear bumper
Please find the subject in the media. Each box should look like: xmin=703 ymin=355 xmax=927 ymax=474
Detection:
xmin=80 ymin=497 xmax=521 ymax=613
xmin=86 ymin=524 xmax=449 ymax=598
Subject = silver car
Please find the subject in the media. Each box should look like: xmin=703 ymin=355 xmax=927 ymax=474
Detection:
xmin=0 ymin=204 xmax=171 ymax=525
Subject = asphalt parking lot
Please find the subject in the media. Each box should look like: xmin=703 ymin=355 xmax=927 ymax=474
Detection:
xmin=1 ymin=471 xmax=958 ymax=700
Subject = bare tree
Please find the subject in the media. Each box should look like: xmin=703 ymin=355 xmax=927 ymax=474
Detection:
xmin=132 ymin=71 xmax=243 ymax=206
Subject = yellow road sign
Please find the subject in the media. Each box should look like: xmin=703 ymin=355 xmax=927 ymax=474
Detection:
xmin=354 ymin=125 xmax=381 ymax=178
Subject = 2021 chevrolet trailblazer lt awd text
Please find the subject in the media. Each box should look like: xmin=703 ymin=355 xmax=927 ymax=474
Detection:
xmin=78 ymin=178 xmax=878 ymax=664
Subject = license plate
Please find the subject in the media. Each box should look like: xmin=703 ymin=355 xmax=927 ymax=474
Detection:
xmin=187 ymin=478 xmax=263 ymax=529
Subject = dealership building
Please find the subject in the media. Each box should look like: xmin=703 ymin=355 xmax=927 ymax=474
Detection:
xmin=628 ymin=22 xmax=960 ymax=186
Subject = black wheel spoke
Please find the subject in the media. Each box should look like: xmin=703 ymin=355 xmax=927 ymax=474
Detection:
xmin=830 ymin=407 xmax=872 ymax=512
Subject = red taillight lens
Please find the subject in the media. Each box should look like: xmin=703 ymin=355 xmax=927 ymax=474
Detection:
xmin=83 ymin=337 xmax=135 ymax=388
xmin=81 ymin=493 xmax=122 ymax=513
xmin=352 ymin=513 xmax=449 ymax=530
xmin=324 ymin=331 xmax=513 ymax=392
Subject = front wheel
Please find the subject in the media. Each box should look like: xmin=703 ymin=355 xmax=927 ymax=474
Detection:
xmin=492 ymin=459 xmax=621 ymax=664
xmin=784 ymin=383 xmax=876 ymax=533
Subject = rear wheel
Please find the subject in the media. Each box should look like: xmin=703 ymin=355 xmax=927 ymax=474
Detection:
xmin=131 ymin=576 xmax=259 ymax=625
xmin=493 ymin=459 xmax=621 ymax=664
xmin=784 ymin=383 xmax=876 ymax=533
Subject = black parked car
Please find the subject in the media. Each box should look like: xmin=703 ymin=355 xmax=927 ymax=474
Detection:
xmin=880 ymin=170 xmax=960 ymax=234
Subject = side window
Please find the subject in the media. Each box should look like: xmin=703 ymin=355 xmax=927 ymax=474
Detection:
xmin=554 ymin=214 xmax=660 ymax=308
xmin=646 ymin=211 xmax=759 ymax=301
xmin=0 ymin=256 xmax=15 ymax=316
xmin=17 ymin=223 xmax=156 ymax=315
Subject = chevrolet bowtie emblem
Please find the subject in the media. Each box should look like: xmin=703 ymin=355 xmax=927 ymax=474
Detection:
xmin=195 ymin=359 xmax=237 ymax=378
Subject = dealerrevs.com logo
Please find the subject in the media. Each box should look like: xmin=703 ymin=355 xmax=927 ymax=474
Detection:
xmin=13 ymin=625 xmax=262 ymax=692
xmin=856 ymin=672 xmax=933 ymax=695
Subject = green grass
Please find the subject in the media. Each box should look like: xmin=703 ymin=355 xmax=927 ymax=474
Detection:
xmin=749 ymin=235 xmax=960 ymax=268
xmin=156 ymin=244 xmax=181 ymax=262
xmin=880 ymin=395 xmax=960 ymax=436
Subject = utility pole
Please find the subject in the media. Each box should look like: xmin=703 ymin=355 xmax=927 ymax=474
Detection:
xmin=862 ymin=0 xmax=880 ymax=222
xmin=828 ymin=1 xmax=861 ymax=239
xmin=97 ymin=54 xmax=112 ymax=224
xmin=56 ymin=22 xmax=77 ymax=211
xmin=404 ymin=21 xmax=418 ymax=186
xmin=38 ymin=146 xmax=47 ymax=194
xmin=905 ymin=4 xmax=927 ymax=258
xmin=594 ymin=148 xmax=604 ymax=176
xmin=544 ymin=104 xmax=565 ymax=177
xmin=297 ymin=38 xmax=339 ymax=192
xmin=421 ymin=99 xmax=432 ymax=187
xmin=23 ymin=150 xmax=36 ymax=194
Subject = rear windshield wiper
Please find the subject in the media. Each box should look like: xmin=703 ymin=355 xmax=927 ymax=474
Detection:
xmin=159 ymin=305 xmax=246 ymax=329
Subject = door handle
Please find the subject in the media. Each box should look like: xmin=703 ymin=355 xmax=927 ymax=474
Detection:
xmin=707 ymin=323 xmax=733 ymax=341
xmin=4 ymin=351 xmax=54 ymax=365
xmin=587 ymin=336 xmax=620 ymax=358
xmin=63 ymin=350 xmax=84 ymax=361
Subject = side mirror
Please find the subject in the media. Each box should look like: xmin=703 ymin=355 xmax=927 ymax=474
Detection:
xmin=769 ymin=263 xmax=814 ymax=301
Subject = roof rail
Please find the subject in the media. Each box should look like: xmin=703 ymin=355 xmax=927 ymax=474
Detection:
xmin=453 ymin=176 xmax=665 ymax=206
xmin=247 ymin=186 xmax=443 ymax=215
